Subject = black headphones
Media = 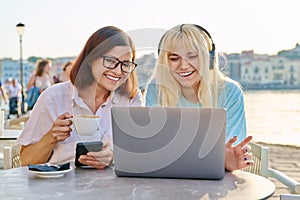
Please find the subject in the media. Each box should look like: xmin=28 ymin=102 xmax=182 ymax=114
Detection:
xmin=158 ymin=24 xmax=216 ymax=70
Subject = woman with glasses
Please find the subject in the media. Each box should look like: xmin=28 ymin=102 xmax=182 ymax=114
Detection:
xmin=17 ymin=26 xmax=142 ymax=169
xmin=146 ymin=24 xmax=253 ymax=171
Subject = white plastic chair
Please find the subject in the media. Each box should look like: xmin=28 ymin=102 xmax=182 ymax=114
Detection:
xmin=5 ymin=116 xmax=29 ymax=130
xmin=3 ymin=143 xmax=22 ymax=169
xmin=243 ymin=142 xmax=300 ymax=194
xmin=280 ymin=194 xmax=300 ymax=200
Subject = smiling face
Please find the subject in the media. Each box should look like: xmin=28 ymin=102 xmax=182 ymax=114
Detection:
xmin=43 ymin=62 xmax=52 ymax=74
xmin=167 ymin=40 xmax=201 ymax=90
xmin=90 ymin=45 xmax=133 ymax=92
xmin=64 ymin=63 xmax=72 ymax=76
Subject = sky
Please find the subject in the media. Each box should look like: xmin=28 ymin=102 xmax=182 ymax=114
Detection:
xmin=1 ymin=0 xmax=300 ymax=60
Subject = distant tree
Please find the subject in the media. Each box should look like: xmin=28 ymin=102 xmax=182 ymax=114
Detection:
xmin=28 ymin=56 xmax=43 ymax=63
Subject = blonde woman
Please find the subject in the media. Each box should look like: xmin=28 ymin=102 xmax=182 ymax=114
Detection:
xmin=146 ymin=24 xmax=253 ymax=171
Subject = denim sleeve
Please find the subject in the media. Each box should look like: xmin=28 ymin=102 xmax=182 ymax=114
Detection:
xmin=145 ymin=82 xmax=158 ymax=107
xmin=220 ymin=82 xmax=247 ymax=145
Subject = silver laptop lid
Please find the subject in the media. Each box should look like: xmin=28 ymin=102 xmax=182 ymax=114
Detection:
xmin=111 ymin=107 xmax=225 ymax=179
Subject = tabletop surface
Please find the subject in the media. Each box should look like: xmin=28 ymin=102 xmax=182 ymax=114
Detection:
xmin=0 ymin=129 xmax=22 ymax=140
xmin=0 ymin=166 xmax=275 ymax=200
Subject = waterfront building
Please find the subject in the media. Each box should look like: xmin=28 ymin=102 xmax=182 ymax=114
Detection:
xmin=0 ymin=58 xmax=35 ymax=85
xmin=227 ymin=53 xmax=241 ymax=82
xmin=228 ymin=47 xmax=300 ymax=89
xmin=284 ymin=59 xmax=300 ymax=86
xmin=135 ymin=52 xmax=156 ymax=88
xmin=2 ymin=43 xmax=300 ymax=91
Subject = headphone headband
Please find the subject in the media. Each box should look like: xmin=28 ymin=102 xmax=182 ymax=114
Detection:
xmin=158 ymin=24 xmax=216 ymax=69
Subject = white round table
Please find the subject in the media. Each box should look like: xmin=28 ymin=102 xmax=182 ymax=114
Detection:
xmin=0 ymin=167 xmax=275 ymax=199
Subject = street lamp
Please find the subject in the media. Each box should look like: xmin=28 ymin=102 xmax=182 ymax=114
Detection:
xmin=16 ymin=22 xmax=25 ymax=114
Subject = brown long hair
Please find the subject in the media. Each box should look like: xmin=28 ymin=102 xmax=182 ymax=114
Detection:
xmin=70 ymin=26 xmax=138 ymax=98
xmin=35 ymin=59 xmax=51 ymax=76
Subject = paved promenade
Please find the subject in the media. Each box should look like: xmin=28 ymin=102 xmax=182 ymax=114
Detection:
xmin=0 ymin=141 xmax=299 ymax=199
xmin=257 ymin=142 xmax=300 ymax=199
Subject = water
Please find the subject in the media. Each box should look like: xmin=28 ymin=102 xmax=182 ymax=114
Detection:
xmin=1 ymin=90 xmax=299 ymax=146
xmin=244 ymin=90 xmax=300 ymax=146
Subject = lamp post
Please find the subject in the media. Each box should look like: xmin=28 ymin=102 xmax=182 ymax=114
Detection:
xmin=16 ymin=22 xmax=25 ymax=114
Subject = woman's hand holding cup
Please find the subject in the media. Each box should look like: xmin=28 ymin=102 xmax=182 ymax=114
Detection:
xmin=49 ymin=112 xmax=73 ymax=143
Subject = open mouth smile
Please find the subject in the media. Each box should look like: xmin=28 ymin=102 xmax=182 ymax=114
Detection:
xmin=177 ymin=71 xmax=194 ymax=77
xmin=105 ymin=74 xmax=121 ymax=81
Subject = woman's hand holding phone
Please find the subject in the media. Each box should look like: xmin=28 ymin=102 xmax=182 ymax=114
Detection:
xmin=76 ymin=140 xmax=113 ymax=170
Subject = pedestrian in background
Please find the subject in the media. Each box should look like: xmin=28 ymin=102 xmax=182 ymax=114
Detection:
xmin=58 ymin=60 xmax=73 ymax=82
xmin=0 ymin=79 xmax=8 ymax=106
xmin=27 ymin=59 xmax=53 ymax=93
xmin=26 ymin=59 xmax=53 ymax=110
xmin=8 ymin=78 xmax=22 ymax=118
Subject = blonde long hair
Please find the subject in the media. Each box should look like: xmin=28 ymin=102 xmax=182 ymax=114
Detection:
xmin=151 ymin=24 xmax=226 ymax=107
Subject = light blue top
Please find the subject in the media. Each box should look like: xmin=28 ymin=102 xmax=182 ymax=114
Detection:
xmin=145 ymin=80 xmax=247 ymax=144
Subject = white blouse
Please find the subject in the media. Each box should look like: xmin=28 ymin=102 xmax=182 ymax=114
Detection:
xmin=17 ymin=81 xmax=143 ymax=164
xmin=35 ymin=75 xmax=52 ymax=90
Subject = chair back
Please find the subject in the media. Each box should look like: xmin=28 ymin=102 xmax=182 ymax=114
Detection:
xmin=242 ymin=142 xmax=269 ymax=176
xmin=244 ymin=142 xmax=300 ymax=194
xmin=280 ymin=194 xmax=300 ymax=199
xmin=3 ymin=143 xmax=22 ymax=169
xmin=243 ymin=142 xmax=261 ymax=175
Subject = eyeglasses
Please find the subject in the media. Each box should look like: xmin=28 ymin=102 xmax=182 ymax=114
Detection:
xmin=101 ymin=56 xmax=137 ymax=73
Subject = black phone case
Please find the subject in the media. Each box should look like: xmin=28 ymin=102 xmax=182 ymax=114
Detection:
xmin=75 ymin=141 xmax=103 ymax=167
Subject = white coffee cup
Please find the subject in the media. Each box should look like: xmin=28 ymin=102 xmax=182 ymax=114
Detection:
xmin=73 ymin=115 xmax=100 ymax=136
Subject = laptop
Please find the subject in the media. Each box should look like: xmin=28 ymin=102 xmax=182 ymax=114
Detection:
xmin=111 ymin=107 xmax=226 ymax=180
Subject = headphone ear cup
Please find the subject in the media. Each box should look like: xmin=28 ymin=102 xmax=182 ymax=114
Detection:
xmin=157 ymin=32 xmax=167 ymax=55
xmin=193 ymin=25 xmax=215 ymax=70
xmin=209 ymin=50 xmax=215 ymax=70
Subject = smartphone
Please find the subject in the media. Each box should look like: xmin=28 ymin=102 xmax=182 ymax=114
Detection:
xmin=75 ymin=141 xmax=103 ymax=167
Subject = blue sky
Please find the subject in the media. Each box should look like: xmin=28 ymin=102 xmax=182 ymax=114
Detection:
xmin=1 ymin=0 xmax=300 ymax=59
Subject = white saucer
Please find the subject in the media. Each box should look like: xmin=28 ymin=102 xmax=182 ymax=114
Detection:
xmin=29 ymin=166 xmax=73 ymax=178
